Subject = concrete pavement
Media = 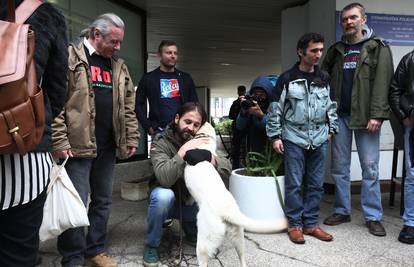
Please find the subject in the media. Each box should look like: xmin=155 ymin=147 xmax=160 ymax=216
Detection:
xmin=38 ymin=185 xmax=414 ymax=267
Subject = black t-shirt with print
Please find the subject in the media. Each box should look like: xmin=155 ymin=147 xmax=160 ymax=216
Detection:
xmin=85 ymin=47 xmax=115 ymax=149
xmin=339 ymin=42 xmax=364 ymax=116
xmin=159 ymin=71 xmax=182 ymax=128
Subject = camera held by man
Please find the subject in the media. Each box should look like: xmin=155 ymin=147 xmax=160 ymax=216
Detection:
xmin=236 ymin=75 xmax=276 ymax=153
xmin=239 ymin=89 xmax=268 ymax=118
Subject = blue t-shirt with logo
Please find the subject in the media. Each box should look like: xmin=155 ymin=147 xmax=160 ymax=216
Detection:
xmin=159 ymin=71 xmax=182 ymax=128
xmin=339 ymin=42 xmax=364 ymax=116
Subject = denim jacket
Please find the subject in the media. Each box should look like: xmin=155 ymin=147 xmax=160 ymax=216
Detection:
xmin=266 ymin=65 xmax=338 ymax=149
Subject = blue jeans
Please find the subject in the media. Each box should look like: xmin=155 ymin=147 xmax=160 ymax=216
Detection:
xmin=284 ymin=140 xmax=328 ymax=227
xmin=57 ymin=147 xmax=116 ymax=267
xmin=331 ymin=116 xmax=383 ymax=221
xmin=145 ymin=187 xmax=198 ymax=248
xmin=403 ymin=127 xmax=414 ymax=227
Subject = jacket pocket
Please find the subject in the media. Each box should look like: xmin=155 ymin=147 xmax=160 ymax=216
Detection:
xmin=360 ymin=56 xmax=377 ymax=79
xmin=69 ymin=62 xmax=89 ymax=92
xmin=285 ymin=85 xmax=307 ymax=125
xmin=314 ymin=89 xmax=328 ymax=122
xmin=401 ymin=94 xmax=414 ymax=116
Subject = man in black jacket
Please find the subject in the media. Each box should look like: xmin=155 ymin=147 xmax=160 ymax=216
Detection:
xmin=228 ymin=85 xmax=246 ymax=169
xmin=389 ymin=49 xmax=414 ymax=244
xmin=135 ymin=40 xmax=198 ymax=137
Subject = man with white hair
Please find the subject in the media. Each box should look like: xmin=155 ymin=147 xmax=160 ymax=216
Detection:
xmin=52 ymin=13 xmax=139 ymax=267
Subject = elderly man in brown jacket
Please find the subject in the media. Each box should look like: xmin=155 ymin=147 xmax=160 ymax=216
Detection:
xmin=52 ymin=13 xmax=139 ymax=267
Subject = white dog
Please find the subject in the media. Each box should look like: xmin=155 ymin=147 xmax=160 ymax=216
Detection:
xmin=184 ymin=122 xmax=287 ymax=267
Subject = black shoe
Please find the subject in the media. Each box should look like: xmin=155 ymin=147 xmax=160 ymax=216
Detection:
xmin=366 ymin=220 xmax=386 ymax=236
xmin=323 ymin=213 xmax=351 ymax=226
xmin=398 ymin=225 xmax=414 ymax=244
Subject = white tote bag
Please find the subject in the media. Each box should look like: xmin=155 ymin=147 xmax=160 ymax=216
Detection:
xmin=39 ymin=157 xmax=89 ymax=241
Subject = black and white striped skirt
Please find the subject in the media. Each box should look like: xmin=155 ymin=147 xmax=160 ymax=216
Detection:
xmin=0 ymin=152 xmax=53 ymax=210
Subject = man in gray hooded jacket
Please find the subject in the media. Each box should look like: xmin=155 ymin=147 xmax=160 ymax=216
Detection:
xmin=321 ymin=2 xmax=394 ymax=236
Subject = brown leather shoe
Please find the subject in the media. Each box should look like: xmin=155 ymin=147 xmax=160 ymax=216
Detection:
xmin=287 ymin=227 xmax=305 ymax=244
xmin=303 ymin=226 xmax=333 ymax=241
xmin=85 ymin=253 xmax=118 ymax=267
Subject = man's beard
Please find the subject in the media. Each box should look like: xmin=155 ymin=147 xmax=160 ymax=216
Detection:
xmin=161 ymin=60 xmax=176 ymax=69
xmin=177 ymin=127 xmax=194 ymax=142
xmin=344 ymin=23 xmax=363 ymax=37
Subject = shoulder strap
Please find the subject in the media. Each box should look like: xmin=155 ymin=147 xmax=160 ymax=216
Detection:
xmin=16 ymin=0 xmax=43 ymax=24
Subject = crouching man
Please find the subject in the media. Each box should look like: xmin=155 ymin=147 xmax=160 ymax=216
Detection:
xmin=266 ymin=33 xmax=338 ymax=244
xmin=143 ymin=102 xmax=231 ymax=266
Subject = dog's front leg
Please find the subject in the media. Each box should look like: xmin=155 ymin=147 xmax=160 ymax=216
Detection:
xmin=196 ymin=243 xmax=209 ymax=267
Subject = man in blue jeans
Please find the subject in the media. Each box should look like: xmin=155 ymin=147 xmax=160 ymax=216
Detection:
xmin=143 ymin=102 xmax=231 ymax=266
xmin=267 ymin=33 xmax=338 ymax=244
xmin=389 ymin=49 xmax=414 ymax=244
xmin=321 ymin=2 xmax=393 ymax=236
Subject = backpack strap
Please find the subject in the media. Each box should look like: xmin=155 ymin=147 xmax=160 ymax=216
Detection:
xmin=15 ymin=0 xmax=43 ymax=24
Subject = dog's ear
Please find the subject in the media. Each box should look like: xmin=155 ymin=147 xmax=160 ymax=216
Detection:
xmin=184 ymin=149 xmax=212 ymax=166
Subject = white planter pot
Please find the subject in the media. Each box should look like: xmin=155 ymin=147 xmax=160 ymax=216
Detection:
xmin=229 ymin=168 xmax=285 ymax=221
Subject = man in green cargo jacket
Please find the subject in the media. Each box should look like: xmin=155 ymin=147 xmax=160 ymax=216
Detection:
xmin=142 ymin=102 xmax=231 ymax=267
xmin=321 ymin=2 xmax=394 ymax=237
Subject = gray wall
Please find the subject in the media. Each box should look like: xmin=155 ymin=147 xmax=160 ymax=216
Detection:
xmin=281 ymin=0 xmax=335 ymax=70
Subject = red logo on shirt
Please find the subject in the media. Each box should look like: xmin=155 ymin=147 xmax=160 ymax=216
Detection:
xmin=91 ymin=66 xmax=112 ymax=83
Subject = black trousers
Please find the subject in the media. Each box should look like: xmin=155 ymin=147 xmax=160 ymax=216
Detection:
xmin=231 ymin=127 xmax=246 ymax=169
xmin=0 ymin=190 xmax=46 ymax=267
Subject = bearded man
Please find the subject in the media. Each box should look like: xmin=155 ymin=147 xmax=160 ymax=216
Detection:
xmin=142 ymin=102 xmax=231 ymax=267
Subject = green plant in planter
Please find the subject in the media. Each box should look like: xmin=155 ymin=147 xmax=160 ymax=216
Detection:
xmin=244 ymin=142 xmax=285 ymax=210
xmin=213 ymin=118 xmax=233 ymax=136
xmin=245 ymin=142 xmax=283 ymax=177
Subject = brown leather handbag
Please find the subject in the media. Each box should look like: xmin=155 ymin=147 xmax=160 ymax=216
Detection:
xmin=0 ymin=0 xmax=45 ymax=155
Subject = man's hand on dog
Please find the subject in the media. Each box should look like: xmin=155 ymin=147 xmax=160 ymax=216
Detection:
xmin=178 ymin=137 xmax=210 ymax=159
xmin=184 ymin=149 xmax=212 ymax=166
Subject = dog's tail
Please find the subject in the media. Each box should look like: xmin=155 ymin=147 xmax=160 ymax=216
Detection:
xmin=223 ymin=206 xmax=287 ymax=233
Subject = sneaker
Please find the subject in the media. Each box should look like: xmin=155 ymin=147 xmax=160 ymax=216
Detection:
xmin=323 ymin=213 xmax=351 ymax=226
xmin=398 ymin=225 xmax=414 ymax=244
xmin=85 ymin=253 xmax=118 ymax=267
xmin=143 ymin=246 xmax=159 ymax=267
xmin=366 ymin=220 xmax=386 ymax=236
xmin=162 ymin=219 xmax=173 ymax=228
